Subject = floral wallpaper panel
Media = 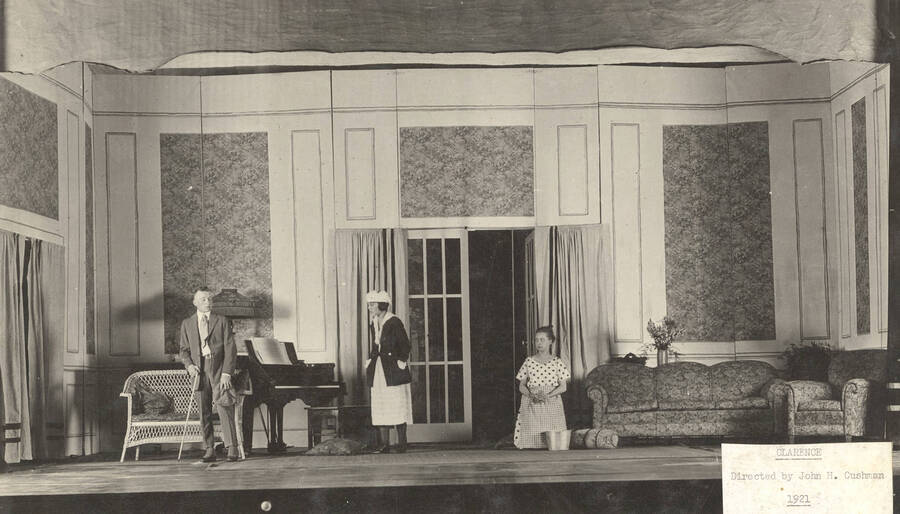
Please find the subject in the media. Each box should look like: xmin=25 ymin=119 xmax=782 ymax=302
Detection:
xmin=160 ymin=132 xmax=274 ymax=354
xmin=662 ymin=122 xmax=775 ymax=342
xmin=728 ymin=122 xmax=775 ymax=341
xmin=399 ymin=126 xmax=534 ymax=217
xmin=202 ymin=132 xmax=273 ymax=343
xmin=851 ymin=97 xmax=870 ymax=335
xmin=0 ymin=76 xmax=58 ymax=219
xmin=663 ymin=124 xmax=735 ymax=341
xmin=160 ymin=134 xmax=205 ymax=353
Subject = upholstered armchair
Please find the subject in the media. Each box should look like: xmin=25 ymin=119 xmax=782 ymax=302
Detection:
xmin=778 ymin=349 xmax=887 ymax=443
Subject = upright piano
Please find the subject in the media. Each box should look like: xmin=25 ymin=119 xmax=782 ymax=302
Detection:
xmin=238 ymin=339 xmax=345 ymax=453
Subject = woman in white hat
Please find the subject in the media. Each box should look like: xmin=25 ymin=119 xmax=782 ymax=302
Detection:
xmin=365 ymin=290 xmax=413 ymax=453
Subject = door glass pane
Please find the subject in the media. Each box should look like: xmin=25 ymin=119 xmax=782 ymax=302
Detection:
xmin=448 ymin=364 xmax=464 ymax=423
xmin=427 ymin=298 xmax=445 ymax=361
xmin=446 ymin=297 xmax=462 ymax=361
xmin=408 ymin=298 xmax=425 ymax=361
xmin=411 ymin=365 xmax=427 ymax=423
xmin=426 ymin=239 xmax=443 ymax=294
xmin=408 ymin=238 xmax=423 ymax=295
xmin=429 ymin=364 xmax=446 ymax=423
xmin=445 ymin=238 xmax=460 ymax=294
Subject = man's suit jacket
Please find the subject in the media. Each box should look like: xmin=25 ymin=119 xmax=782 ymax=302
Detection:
xmin=179 ymin=312 xmax=236 ymax=398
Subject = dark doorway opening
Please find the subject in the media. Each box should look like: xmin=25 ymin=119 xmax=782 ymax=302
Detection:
xmin=468 ymin=229 xmax=531 ymax=443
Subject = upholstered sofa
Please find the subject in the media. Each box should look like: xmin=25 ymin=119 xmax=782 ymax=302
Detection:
xmin=584 ymin=361 xmax=784 ymax=438
xmin=773 ymin=349 xmax=887 ymax=443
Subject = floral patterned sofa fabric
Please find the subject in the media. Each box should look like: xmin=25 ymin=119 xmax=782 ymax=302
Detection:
xmin=656 ymin=362 xmax=711 ymax=409
xmin=585 ymin=360 xmax=783 ymax=438
xmin=584 ymin=363 xmax=657 ymax=414
xmin=780 ymin=349 xmax=887 ymax=443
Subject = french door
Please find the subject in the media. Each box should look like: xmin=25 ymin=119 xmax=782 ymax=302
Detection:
xmin=406 ymin=229 xmax=472 ymax=442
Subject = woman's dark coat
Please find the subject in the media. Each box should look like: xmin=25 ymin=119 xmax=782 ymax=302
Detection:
xmin=366 ymin=316 xmax=412 ymax=387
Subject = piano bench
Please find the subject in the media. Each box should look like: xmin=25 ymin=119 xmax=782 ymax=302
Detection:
xmin=306 ymin=405 xmax=371 ymax=449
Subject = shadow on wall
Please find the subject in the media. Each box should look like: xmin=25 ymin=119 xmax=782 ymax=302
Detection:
xmin=111 ymin=291 xmax=272 ymax=356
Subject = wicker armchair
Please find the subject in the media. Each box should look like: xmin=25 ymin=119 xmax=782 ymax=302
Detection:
xmin=119 ymin=369 xmax=246 ymax=462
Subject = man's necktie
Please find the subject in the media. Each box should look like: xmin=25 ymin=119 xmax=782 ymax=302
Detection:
xmin=200 ymin=315 xmax=211 ymax=356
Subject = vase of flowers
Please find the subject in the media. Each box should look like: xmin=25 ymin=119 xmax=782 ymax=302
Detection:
xmin=644 ymin=317 xmax=682 ymax=367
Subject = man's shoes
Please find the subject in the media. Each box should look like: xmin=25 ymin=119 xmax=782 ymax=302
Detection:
xmin=201 ymin=447 xmax=217 ymax=463
xmin=227 ymin=447 xmax=240 ymax=462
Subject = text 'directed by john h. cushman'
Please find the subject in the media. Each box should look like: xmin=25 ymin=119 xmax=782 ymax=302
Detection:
xmin=721 ymin=443 xmax=892 ymax=513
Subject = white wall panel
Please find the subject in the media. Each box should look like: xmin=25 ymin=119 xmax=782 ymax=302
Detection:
xmin=105 ymin=132 xmax=140 ymax=356
xmin=793 ymin=119 xmax=830 ymax=340
xmin=611 ymin=123 xmax=642 ymax=342
xmin=834 ymin=110 xmax=852 ymax=340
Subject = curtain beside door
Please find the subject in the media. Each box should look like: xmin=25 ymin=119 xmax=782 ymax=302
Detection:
xmin=26 ymin=239 xmax=66 ymax=460
xmin=0 ymin=230 xmax=28 ymax=463
xmin=0 ymin=229 xmax=66 ymax=463
xmin=335 ymin=229 xmax=408 ymax=404
xmin=534 ymin=224 xmax=613 ymax=422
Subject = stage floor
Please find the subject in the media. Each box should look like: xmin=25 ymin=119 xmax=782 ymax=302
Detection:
xmin=0 ymin=443 xmax=735 ymax=496
xmin=3 ymin=444 xmax=899 ymax=513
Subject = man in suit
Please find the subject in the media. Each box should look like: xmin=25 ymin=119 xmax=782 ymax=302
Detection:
xmin=179 ymin=287 xmax=239 ymax=462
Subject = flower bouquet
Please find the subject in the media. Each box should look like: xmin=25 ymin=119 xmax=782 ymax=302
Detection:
xmin=643 ymin=316 xmax=682 ymax=366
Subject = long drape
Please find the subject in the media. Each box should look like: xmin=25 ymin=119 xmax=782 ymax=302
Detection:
xmin=0 ymin=229 xmax=29 ymax=463
xmin=534 ymin=224 xmax=613 ymax=423
xmin=26 ymin=239 xmax=65 ymax=460
xmin=335 ymin=229 xmax=408 ymax=403
xmin=24 ymin=239 xmax=47 ymax=460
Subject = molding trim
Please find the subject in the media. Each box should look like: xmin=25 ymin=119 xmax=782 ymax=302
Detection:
xmin=556 ymin=124 xmax=589 ymax=217
xmin=792 ymin=118 xmax=831 ymax=341
xmin=343 ymin=127 xmax=377 ymax=221
xmin=105 ymin=132 xmax=141 ymax=357
xmin=610 ymin=122 xmax=643 ymax=344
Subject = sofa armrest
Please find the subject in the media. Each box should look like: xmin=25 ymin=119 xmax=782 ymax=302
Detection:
xmin=765 ymin=380 xmax=789 ymax=434
xmin=586 ymin=385 xmax=609 ymax=418
xmin=841 ymin=379 xmax=873 ymax=437
xmin=761 ymin=378 xmax=786 ymax=404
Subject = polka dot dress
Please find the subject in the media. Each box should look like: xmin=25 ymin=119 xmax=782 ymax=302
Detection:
xmin=514 ymin=356 xmax=570 ymax=449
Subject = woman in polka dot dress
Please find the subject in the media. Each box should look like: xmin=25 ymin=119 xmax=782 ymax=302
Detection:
xmin=514 ymin=326 xmax=570 ymax=449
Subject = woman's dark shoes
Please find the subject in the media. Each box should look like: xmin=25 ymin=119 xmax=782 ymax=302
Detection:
xmin=370 ymin=444 xmax=390 ymax=454
xmin=201 ymin=447 xmax=217 ymax=463
xmin=227 ymin=447 xmax=240 ymax=462
xmin=395 ymin=423 xmax=408 ymax=453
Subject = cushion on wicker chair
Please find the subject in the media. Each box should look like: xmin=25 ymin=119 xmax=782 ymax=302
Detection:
xmin=132 ymin=411 xmax=199 ymax=422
